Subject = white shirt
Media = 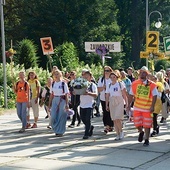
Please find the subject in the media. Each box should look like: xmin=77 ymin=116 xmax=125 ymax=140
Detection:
xmin=50 ymin=81 xmax=69 ymax=96
xmin=164 ymin=81 xmax=169 ymax=91
xmin=105 ymin=81 xmax=125 ymax=97
xmin=41 ymin=87 xmax=49 ymax=98
xmin=80 ymin=82 xmax=98 ymax=108
xmin=97 ymin=77 xmax=112 ymax=101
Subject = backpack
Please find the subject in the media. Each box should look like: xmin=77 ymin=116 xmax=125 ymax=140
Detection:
xmin=101 ymin=76 xmax=104 ymax=83
xmin=161 ymin=91 xmax=166 ymax=103
xmin=44 ymin=86 xmax=50 ymax=105
xmin=16 ymin=81 xmax=28 ymax=92
xmin=88 ymin=82 xmax=93 ymax=92
xmin=160 ymin=82 xmax=167 ymax=103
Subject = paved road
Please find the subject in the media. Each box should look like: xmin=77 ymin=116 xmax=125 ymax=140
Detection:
xmin=0 ymin=108 xmax=170 ymax=170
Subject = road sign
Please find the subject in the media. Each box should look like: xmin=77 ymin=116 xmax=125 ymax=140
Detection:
xmin=140 ymin=51 xmax=149 ymax=58
xmin=146 ymin=31 xmax=159 ymax=53
xmin=163 ymin=36 xmax=170 ymax=55
xmin=85 ymin=42 xmax=121 ymax=52
xmin=40 ymin=37 xmax=54 ymax=55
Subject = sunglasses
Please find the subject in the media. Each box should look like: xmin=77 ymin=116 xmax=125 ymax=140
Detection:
xmin=70 ymin=73 xmax=75 ymax=76
xmin=104 ymin=70 xmax=111 ymax=72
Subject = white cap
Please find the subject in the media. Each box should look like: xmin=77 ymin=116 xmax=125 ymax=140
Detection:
xmin=140 ymin=66 xmax=149 ymax=73
xmin=82 ymin=68 xmax=89 ymax=72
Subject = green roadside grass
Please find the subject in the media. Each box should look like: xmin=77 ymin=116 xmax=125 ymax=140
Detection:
xmin=0 ymin=108 xmax=15 ymax=115
xmin=0 ymin=108 xmax=4 ymax=115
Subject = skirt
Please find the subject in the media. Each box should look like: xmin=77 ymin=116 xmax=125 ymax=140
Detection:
xmin=51 ymin=96 xmax=67 ymax=135
xmin=109 ymin=96 xmax=124 ymax=120
xmin=154 ymin=98 xmax=162 ymax=114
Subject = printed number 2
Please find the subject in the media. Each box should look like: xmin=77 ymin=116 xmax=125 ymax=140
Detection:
xmin=148 ymin=34 xmax=157 ymax=47
xmin=43 ymin=39 xmax=51 ymax=50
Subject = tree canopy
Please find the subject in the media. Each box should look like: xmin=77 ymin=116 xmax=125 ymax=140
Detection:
xmin=1 ymin=0 xmax=170 ymax=70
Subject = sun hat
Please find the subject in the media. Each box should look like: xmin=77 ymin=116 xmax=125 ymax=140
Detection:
xmin=110 ymin=71 xmax=119 ymax=78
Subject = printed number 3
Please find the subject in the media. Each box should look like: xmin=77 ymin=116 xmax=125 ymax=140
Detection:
xmin=148 ymin=34 xmax=157 ymax=47
xmin=43 ymin=39 xmax=51 ymax=50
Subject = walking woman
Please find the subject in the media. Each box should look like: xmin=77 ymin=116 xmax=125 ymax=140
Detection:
xmin=26 ymin=71 xmax=41 ymax=128
xmin=48 ymin=70 xmax=69 ymax=137
xmin=106 ymin=71 xmax=128 ymax=140
xmin=68 ymin=71 xmax=81 ymax=128
xmin=39 ymin=77 xmax=53 ymax=129
xmin=150 ymin=73 xmax=163 ymax=137
xmin=14 ymin=71 xmax=30 ymax=133
xmin=97 ymin=66 xmax=113 ymax=133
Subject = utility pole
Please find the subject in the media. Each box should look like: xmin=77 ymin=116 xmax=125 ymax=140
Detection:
xmin=1 ymin=0 xmax=7 ymax=108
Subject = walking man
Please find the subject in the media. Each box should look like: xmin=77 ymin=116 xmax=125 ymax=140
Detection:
xmin=127 ymin=66 xmax=158 ymax=146
xmin=80 ymin=71 xmax=98 ymax=139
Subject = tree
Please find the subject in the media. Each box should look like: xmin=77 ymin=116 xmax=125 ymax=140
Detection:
xmin=53 ymin=42 xmax=80 ymax=71
xmin=17 ymin=39 xmax=39 ymax=69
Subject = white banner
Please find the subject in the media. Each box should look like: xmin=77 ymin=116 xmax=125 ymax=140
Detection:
xmin=85 ymin=42 xmax=121 ymax=52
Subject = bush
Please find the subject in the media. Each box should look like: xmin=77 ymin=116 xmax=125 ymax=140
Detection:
xmin=16 ymin=39 xmax=39 ymax=69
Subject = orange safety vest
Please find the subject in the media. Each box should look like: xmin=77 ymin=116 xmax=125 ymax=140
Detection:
xmin=132 ymin=79 xmax=156 ymax=110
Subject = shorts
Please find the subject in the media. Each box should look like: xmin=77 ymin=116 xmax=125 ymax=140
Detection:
xmin=27 ymin=98 xmax=39 ymax=117
xmin=133 ymin=110 xmax=152 ymax=128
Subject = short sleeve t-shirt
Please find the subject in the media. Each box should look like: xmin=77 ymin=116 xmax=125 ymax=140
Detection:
xmin=28 ymin=79 xmax=41 ymax=99
xmin=16 ymin=81 xmax=29 ymax=102
xmin=97 ymin=77 xmax=112 ymax=101
xmin=50 ymin=81 xmax=69 ymax=96
xmin=80 ymin=82 xmax=98 ymax=108
xmin=105 ymin=81 xmax=125 ymax=97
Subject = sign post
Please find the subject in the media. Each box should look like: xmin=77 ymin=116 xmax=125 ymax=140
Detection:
xmin=163 ymin=36 xmax=170 ymax=55
xmin=85 ymin=42 xmax=121 ymax=66
xmin=40 ymin=37 xmax=54 ymax=72
xmin=85 ymin=42 xmax=121 ymax=52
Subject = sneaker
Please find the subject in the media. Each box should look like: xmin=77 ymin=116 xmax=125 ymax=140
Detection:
xmin=83 ymin=136 xmax=89 ymax=139
xmin=119 ymin=132 xmax=124 ymax=140
xmin=138 ymin=131 xmax=144 ymax=142
xmin=47 ymin=125 xmax=52 ymax=129
xmin=68 ymin=124 xmax=75 ymax=128
xmin=160 ymin=117 xmax=164 ymax=123
xmin=115 ymin=135 xmax=120 ymax=140
xmin=94 ymin=113 xmax=100 ymax=117
xmin=31 ymin=123 xmax=37 ymax=128
xmin=77 ymin=122 xmax=81 ymax=127
xmin=104 ymin=128 xmax=109 ymax=134
xmin=19 ymin=128 xmax=25 ymax=133
xmin=55 ymin=134 xmax=63 ymax=137
xmin=25 ymin=123 xmax=31 ymax=129
xmin=143 ymin=139 xmax=149 ymax=146
xmin=89 ymin=125 xmax=94 ymax=136
xmin=45 ymin=115 xmax=49 ymax=119
xmin=150 ymin=131 xmax=157 ymax=137
xmin=156 ymin=125 xmax=159 ymax=134
xmin=108 ymin=127 xmax=113 ymax=132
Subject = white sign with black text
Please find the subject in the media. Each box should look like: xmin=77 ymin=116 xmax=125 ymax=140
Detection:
xmin=85 ymin=42 xmax=121 ymax=52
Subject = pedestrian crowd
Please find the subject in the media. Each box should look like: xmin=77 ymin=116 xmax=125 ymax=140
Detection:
xmin=13 ymin=65 xmax=170 ymax=146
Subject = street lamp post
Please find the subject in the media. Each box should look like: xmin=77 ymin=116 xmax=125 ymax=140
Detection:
xmin=146 ymin=0 xmax=162 ymax=68
xmin=1 ymin=0 xmax=7 ymax=108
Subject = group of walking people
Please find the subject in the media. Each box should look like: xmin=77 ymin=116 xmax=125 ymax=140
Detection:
xmin=14 ymin=65 xmax=170 ymax=146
